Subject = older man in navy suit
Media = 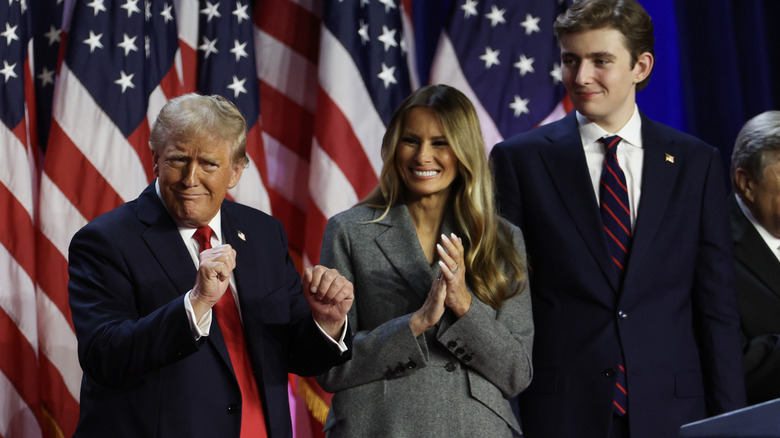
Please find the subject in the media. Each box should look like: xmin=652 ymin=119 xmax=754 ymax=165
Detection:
xmin=68 ymin=93 xmax=353 ymax=438
xmin=490 ymin=1 xmax=745 ymax=437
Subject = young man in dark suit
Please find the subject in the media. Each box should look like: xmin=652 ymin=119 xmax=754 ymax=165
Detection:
xmin=68 ymin=94 xmax=353 ymax=438
xmin=490 ymin=1 xmax=746 ymax=436
xmin=730 ymin=110 xmax=780 ymax=405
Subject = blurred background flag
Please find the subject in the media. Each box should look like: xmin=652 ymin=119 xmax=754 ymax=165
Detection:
xmin=1 ymin=0 xmax=43 ymax=436
xmin=426 ymin=0 xmax=571 ymax=150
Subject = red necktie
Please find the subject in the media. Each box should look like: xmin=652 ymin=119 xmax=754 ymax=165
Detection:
xmin=193 ymin=226 xmax=267 ymax=437
xmin=599 ymin=136 xmax=630 ymax=416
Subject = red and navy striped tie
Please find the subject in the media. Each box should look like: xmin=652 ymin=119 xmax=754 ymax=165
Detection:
xmin=600 ymin=135 xmax=631 ymax=416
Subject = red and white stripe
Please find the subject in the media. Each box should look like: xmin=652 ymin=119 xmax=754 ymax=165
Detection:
xmin=1 ymin=38 xmax=43 ymax=438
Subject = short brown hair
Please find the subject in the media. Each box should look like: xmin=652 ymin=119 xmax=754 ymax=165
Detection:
xmin=554 ymin=0 xmax=655 ymax=91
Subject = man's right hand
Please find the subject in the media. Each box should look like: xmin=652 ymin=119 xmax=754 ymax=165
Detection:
xmin=190 ymin=244 xmax=236 ymax=321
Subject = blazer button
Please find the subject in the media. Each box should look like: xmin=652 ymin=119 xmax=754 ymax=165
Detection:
xmin=462 ymin=354 xmax=473 ymax=362
xmin=406 ymin=360 xmax=417 ymax=369
xmin=227 ymin=403 xmax=239 ymax=414
xmin=447 ymin=341 xmax=457 ymax=349
xmin=604 ymin=368 xmax=616 ymax=378
xmin=385 ymin=368 xmax=395 ymax=378
xmin=395 ymin=364 xmax=406 ymax=374
xmin=455 ymin=347 xmax=465 ymax=356
xmin=445 ymin=361 xmax=457 ymax=372
xmin=618 ymin=310 xmax=628 ymax=319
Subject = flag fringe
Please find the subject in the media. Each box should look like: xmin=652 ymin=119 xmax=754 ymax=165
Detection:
xmin=296 ymin=377 xmax=330 ymax=425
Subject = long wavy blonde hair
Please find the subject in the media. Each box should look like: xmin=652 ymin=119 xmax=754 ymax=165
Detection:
xmin=360 ymin=84 xmax=527 ymax=309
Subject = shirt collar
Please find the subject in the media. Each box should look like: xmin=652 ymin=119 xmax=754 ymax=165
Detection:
xmin=577 ymin=105 xmax=643 ymax=149
xmin=736 ymin=194 xmax=780 ymax=258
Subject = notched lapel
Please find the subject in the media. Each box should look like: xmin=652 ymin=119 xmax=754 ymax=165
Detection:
xmin=138 ymin=186 xmax=198 ymax=297
xmin=624 ymin=132 xmax=681 ymax=285
xmin=374 ymin=205 xmax=435 ymax=301
xmin=732 ymin=199 xmax=780 ymax=299
xmin=539 ymin=125 xmax=618 ymax=289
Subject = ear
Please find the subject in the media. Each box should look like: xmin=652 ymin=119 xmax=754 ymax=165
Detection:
xmin=632 ymin=52 xmax=654 ymax=84
xmin=734 ymin=167 xmax=754 ymax=202
xmin=152 ymin=150 xmax=160 ymax=177
xmin=227 ymin=162 xmax=245 ymax=189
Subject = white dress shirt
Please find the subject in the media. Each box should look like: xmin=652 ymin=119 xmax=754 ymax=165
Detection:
xmin=578 ymin=106 xmax=644 ymax=229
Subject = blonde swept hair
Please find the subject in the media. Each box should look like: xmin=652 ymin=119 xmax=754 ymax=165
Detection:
xmin=149 ymin=93 xmax=249 ymax=167
xmin=360 ymin=84 xmax=527 ymax=309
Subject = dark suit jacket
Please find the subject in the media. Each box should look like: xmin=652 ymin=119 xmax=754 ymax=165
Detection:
xmin=68 ymin=183 xmax=351 ymax=438
xmin=490 ymin=112 xmax=745 ymax=438
xmin=731 ymin=194 xmax=780 ymax=404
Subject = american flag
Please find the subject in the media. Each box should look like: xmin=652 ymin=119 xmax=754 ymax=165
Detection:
xmin=1 ymin=0 xmax=42 ymax=436
xmin=430 ymin=0 xmax=571 ymax=150
xmin=2 ymin=0 xmax=571 ymax=436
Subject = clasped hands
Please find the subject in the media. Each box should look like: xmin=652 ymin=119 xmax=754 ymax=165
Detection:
xmin=189 ymin=244 xmax=353 ymax=339
xmin=410 ymin=233 xmax=472 ymax=337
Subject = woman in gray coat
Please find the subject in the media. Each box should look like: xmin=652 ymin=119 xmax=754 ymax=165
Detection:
xmin=316 ymin=84 xmax=533 ymax=437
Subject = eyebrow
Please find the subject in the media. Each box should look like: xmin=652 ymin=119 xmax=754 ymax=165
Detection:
xmin=561 ymin=51 xmax=617 ymax=60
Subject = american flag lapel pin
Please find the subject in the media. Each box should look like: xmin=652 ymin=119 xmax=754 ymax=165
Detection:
xmin=237 ymin=231 xmax=246 ymax=241
xmin=665 ymin=153 xmax=675 ymax=164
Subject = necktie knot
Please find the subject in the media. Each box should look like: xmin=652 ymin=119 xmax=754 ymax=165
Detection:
xmin=193 ymin=226 xmax=214 ymax=251
xmin=602 ymin=135 xmax=622 ymax=159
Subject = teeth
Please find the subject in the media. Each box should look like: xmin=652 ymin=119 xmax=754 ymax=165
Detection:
xmin=413 ymin=170 xmax=438 ymax=177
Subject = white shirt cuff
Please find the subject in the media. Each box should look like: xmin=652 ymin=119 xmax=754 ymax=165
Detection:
xmin=184 ymin=290 xmax=212 ymax=339
xmin=314 ymin=316 xmax=349 ymax=354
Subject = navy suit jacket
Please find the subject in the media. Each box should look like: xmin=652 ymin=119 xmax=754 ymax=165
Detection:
xmin=731 ymin=194 xmax=780 ymax=404
xmin=68 ymin=183 xmax=351 ymax=438
xmin=491 ymin=112 xmax=745 ymax=438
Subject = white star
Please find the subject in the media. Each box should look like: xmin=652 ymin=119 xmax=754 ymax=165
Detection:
xmin=44 ymin=25 xmax=61 ymax=45
xmin=37 ymin=67 xmax=55 ymax=87
xmin=20 ymin=0 xmax=27 ymax=13
xmin=114 ymin=70 xmax=135 ymax=93
xmin=160 ymin=3 xmax=174 ymax=23
xmin=145 ymin=35 xmax=151 ymax=58
xmin=377 ymin=62 xmax=397 ymax=89
xmin=485 ymin=5 xmax=506 ymax=27
xmin=83 ymin=31 xmax=104 ymax=53
xmin=120 ymin=0 xmax=141 ymax=17
xmin=377 ymin=25 xmax=397 ymax=52
xmin=513 ymin=54 xmax=535 ymax=76
xmin=198 ymin=36 xmax=218 ymax=58
xmin=509 ymin=95 xmax=530 ymax=117
xmin=233 ymin=2 xmax=250 ymax=23
xmin=358 ymin=20 xmax=370 ymax=45
xmin=227 ymin=75 xmax=247 ymax=97
xmin=201 ymin=1 xmax=221 ymax=22
xmin=479 ymin=46 xmax=500 ymax=68
xmin=1 ymin=23 xmax=19 ymax=46
xmin=378 ymin=0 xmax=396 ymax=13
xmin=230 ymin=39 xmax=248 ymax=62
xmin=0 ymin=60 xmax=18 ymax=83
xmin=461 ymin=0 xmax=478 ymax=19
xmin=519 ymin=13 xmax=541 ymax=35
xmin=400 ymin=38 xmax=407 ymax=55
xmin=117 ymin=33 xmax=138 ymax=56
xmin=145 ymin=0 xmax=152 ymax=20
xmin=550 ymin=63 xmax=562 ymax=84
xmin=86 ymin=0 xmax=107 ymax=16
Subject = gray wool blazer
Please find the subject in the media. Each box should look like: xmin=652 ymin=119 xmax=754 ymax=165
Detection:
xmin=316 ymin=204 xmax=533 ymax=438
